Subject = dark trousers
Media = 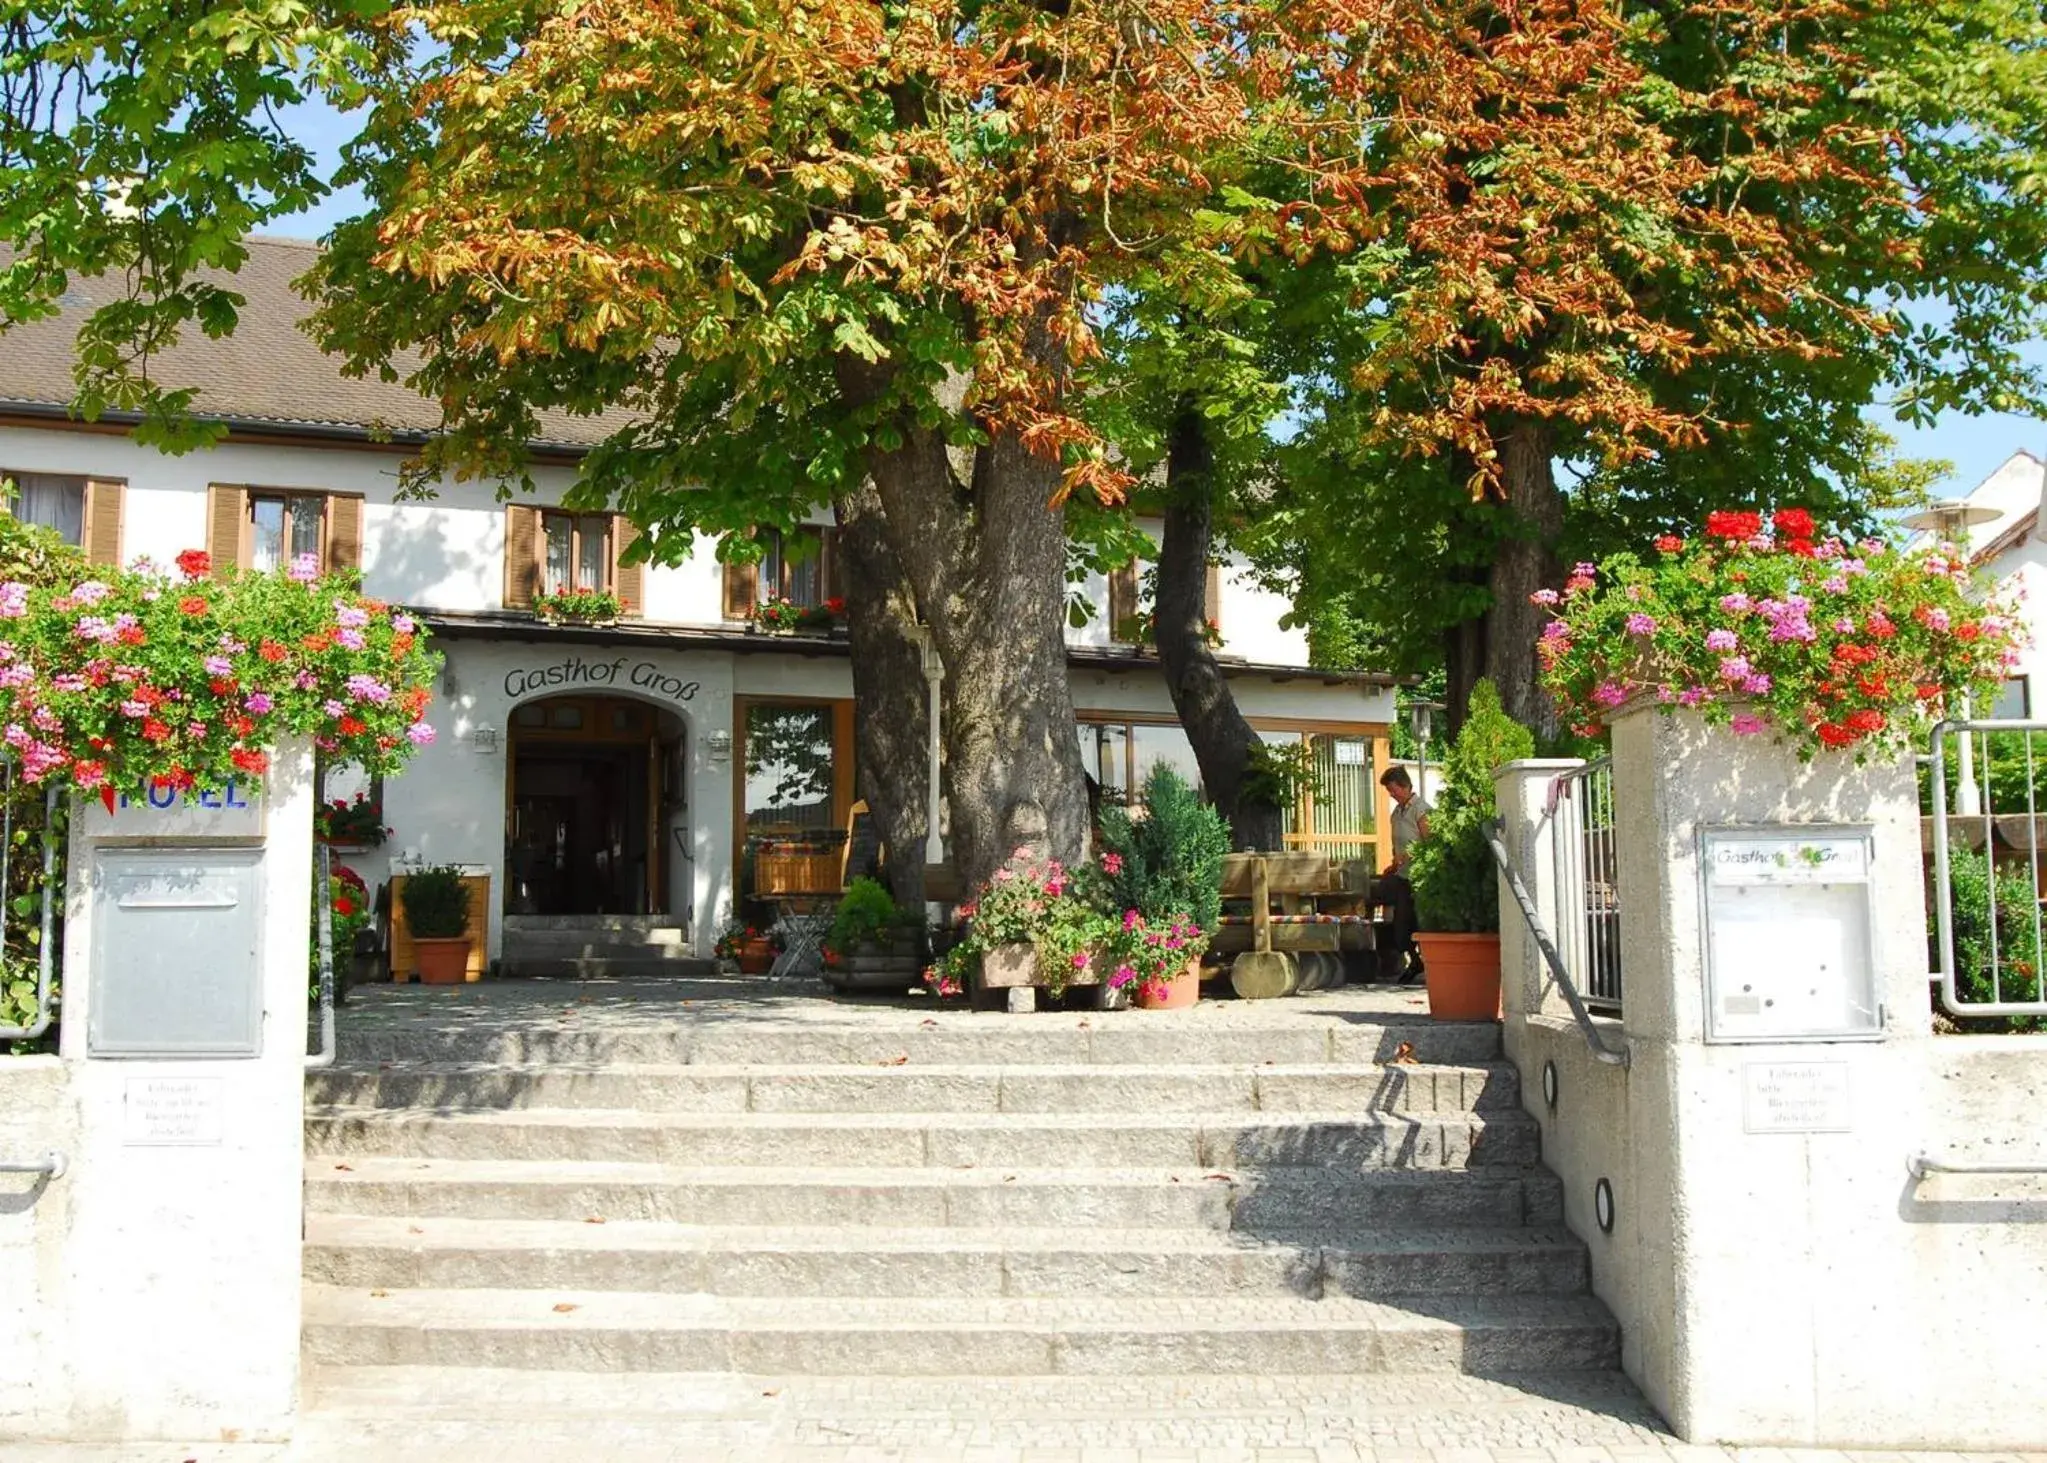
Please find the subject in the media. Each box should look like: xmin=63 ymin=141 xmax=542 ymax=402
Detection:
xmin=1371 ymin=873 xmax=1417 ymax=968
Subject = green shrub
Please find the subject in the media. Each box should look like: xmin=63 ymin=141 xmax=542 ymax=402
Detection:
xmin=1409 ymin=679 xmax=1535 ymax=933
xmin=400 ymin=865 xmax=471 ymax=939
xmin=1097 ymin=763 xmax=1230 ymax=934
xmin=1932 ymin=844 xmax=2047 ymax=1033
xmin=827 ymin=876 xmax=915 ymax=953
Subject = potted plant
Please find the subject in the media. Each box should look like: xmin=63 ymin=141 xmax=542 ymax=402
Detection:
xmin=309 ymin=863 xmax=375 ymax=1004
xmin=533 ymin=586 xmax=623 ymax=625
xmin=1096 ymin=763 xmax=1229 ymax=1008
xmin=714 ymin=920 xmax=780 ymax=974
xmin=1111 ymin=908 xmax=1209 ymax=1010
xmin=315 ymin=791 xmax=390 ymax=847
xmin=400 ymin=864 xmax=472 ymax=984
xmin=1407 ymin=679 xmax=1532 ymax=1020
xmin=944 ymin=849 xmax=1108 ymax=1004
xmin=821 ymin=876 xmax=926 ymax=990
xmin=752 ymin=595 xmax=834 ymax=635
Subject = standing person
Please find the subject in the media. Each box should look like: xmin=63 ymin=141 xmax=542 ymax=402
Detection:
xmin=1376 ymin=766 xmax=1431 ymax=983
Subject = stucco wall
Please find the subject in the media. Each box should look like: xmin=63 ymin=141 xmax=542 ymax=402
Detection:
xmin=0 ymin=1057 xmax=76 ymax=1439
xmin=0 ymin=424 xmax=1313 ymax=665
xmin=1498 ymin=714 xmax=2047 ymax=1449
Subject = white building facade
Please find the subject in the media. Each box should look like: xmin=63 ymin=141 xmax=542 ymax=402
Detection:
xmin=0 ymin=240 xmax=1397 ymax=966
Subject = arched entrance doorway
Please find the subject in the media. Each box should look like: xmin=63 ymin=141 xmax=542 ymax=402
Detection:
xmin=505 ymin=693 xmax=688 ymax=917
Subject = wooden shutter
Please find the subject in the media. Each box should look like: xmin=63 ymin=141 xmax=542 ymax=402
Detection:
xmin=1108 ymin=560 xmax=1139 ymax=642
xmin=327 ymin=494 xmax=364 ymax=574
xmin=821 ymin=527 xmax=844 ymax=602
xmin=504 ymin=505 xmax=540 ymax=608
xmin=612 ymin=515 xmax=644 ymax=616
xmin=1204 ymin=560 xmax=1223 ymax=632
xmin=721 ymin=543 xmax=758 ymax=619
xmin=82 ymin=479 xmax=125 ymax=566
xmin=205 ymin=484 xmax=246 ymax=578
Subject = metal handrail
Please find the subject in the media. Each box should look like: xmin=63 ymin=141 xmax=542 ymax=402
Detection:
xmin=1486 ymin=821 xmax=1631 ymax=1068
xmin=0 ymin=1151 xmax=67 ymax=1179
xmin=1909 ymin=1153 xmax=2047 ymax=1180
xmin=306 ymin=841 xmax=336 ymax=1069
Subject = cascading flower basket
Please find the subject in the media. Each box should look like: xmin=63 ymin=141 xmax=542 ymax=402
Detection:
xmin=0 ymin=549 xmax=441 ymax=800
xmin=1534 ymin=509 xmax=2026 ymax=759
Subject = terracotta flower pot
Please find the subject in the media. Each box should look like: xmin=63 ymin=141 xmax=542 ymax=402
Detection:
xmin=738 ymin=938 xmax=777 ymax=975
xmin=1137 ymin=956 xmax=1202 ymax=1010
xmin=414 ymin=936 xmax=471 ymax=985
xmin=1414 ymin=931 xmax=1502 ymax=1021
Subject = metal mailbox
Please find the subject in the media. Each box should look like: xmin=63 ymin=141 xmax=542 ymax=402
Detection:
xmin=87 ymin=847 xmax=266 ymax=1058
xmin=1699 ymin=824 xmax=1880 ymax=1043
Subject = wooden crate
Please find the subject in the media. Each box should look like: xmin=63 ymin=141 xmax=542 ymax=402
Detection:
xmin=389 ymin=873 xmax=491 ymax=983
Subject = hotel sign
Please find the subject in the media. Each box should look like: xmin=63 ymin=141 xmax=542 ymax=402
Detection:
xmin=504 ymin=655 xmax=700 ymax=704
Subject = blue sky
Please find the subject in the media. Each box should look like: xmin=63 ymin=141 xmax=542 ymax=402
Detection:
xmin=268 ymin=101 xmax=2047 ymax=503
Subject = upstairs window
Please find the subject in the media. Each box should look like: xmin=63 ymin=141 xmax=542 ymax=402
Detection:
xmin=249 ymin=492 xmax=325 ymax=573
xmin=205 ymin=484 xmax=362 ymax=578
xmin=722 ymin=527 xmax=841 ymax=619
xmin=1105 ymin=558 xmax=1224 ymax=646
xmin=3 ymin=470 xmax=123 ymax=562
xmin=542 ymin=512 xmax=613 ymax=595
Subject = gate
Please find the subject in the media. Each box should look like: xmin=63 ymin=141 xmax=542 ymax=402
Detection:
xmin=1928 ymin=718 xmax=2047 ymax=1018
xmin=1547 ymin=757 xmax=1623 ymax=1011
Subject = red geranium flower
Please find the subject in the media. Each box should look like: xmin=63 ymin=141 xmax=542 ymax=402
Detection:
xmin=1653 ymin=535 xmax=1684 ymax=553
xmin=1772 ymin=508 xmax=1816 ymax=540
xmin=141 ymin=717 xmax=171 ymax=743
xmin=333 ymin=895 xmax=358 ymax=918
xmin=1705 ymin=510 xmax=1762 ymax=541
xmin=1784 ymin=538 xmax=1816 ymax=558
xmin=179 ymin=595 xmax=208 ymax=615
xmin=338 ymin=715 xmax=368 ymax=736
xmin=175 ymin=549 xmax=211 ymax=579
xmin=258 ymin=640 xmax=289 ymax=663
xmin=1816 ymin=723 xmax=1857 ymax=748
xmin=231 ymin=748 xmax=268 ymax=775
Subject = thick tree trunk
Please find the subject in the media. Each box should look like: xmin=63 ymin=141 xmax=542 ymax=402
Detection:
xmin=834 ymin=481 xmax=928 ymax=910
xmin=1485 ymin=418 xmax=1564 ymax=744
xmin=1154 ymin=410 xmax=1285 ymax=851
xmin=856 ymin=424 xmax=1090 ymax=892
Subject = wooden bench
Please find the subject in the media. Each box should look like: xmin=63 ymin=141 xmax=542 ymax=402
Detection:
xmin=1216 ymin=852 xmax=1382 ymax=1000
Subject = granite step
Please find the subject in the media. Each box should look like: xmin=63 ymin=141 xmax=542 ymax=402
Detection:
xmin=497 ymin=955 xmax=723 ymax=979
xmin=302 ymin=1286 xmax=1621 ymax=1375
xmin=303 ymin=1105 xmax=1542 ymax=1170
xmin=304 ymin=1157 xmax=1565 ymax=1229
xmin=302 ymin=1214 xmax=1592 ymax=1299
xmin=329 ymin=1016 xmax=1502 ymax=1067
xmin=305 ymin=1061 xmax=1521 ymax=1117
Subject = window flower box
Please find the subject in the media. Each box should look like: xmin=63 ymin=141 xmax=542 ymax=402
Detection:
xmin=533 ymin=587 xmax=622 ymax=625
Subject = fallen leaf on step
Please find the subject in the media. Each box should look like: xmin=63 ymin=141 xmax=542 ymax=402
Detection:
xmin=333 ymin=1163 xmax=353 ymax=1172
xmin=1204 ymin=1173 xmax=1236 ymax=1183
xmin=919 ymin=1018 xmax=938 ymax=1028
xmin=553 ymin=1303 xmax=579 ymax=1314
xmin=878 ymin=1054 xmax=908 ymax=1066
xmin=369 ymin=1290 xmax=388 ymax=1299
xmin=408 ymin=1226 xmax=424 ymax=1235
xmin=1392 ymin=1042 xmax=1418 ymax=1065
xmin=1076 ymin=1019 xmax=1090 ymax=1030
xmin=584 ymin=1216 xmax=607 ymax=1225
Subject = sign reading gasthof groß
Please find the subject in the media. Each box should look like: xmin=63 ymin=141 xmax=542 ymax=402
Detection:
xmin=1710 ymin=835 xmax=1867 ymax=886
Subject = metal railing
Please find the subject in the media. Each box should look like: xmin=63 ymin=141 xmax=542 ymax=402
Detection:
xmin=0 ymin=1151 xmax=66 ymax=1178
xmin=0 ymin=754 xmax=62 ymax=1045
xmin=1908 ymin=1152 xmax=2047 ymax=1180
xmin=1486 ymin=820 xmax=1630 ymax=1067
xmin=1927 ymin=718 xmax=2047 ymax=1019
xmin=1546 ymin=758 xmax=1622 ymax=1011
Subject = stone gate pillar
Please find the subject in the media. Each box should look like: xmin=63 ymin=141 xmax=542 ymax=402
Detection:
xmin=53 ymin=740 xmax=314 ymax=1440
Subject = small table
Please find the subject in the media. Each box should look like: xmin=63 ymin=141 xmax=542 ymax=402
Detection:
xmin=767 ymin=901 xmax=836 ymax=977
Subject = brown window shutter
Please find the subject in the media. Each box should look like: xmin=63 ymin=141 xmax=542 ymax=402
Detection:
xmin=327 ymin=494 xmax=364 ymax=575
xmin=821 ymin=528 xmax=844 ymax=601
xmin=82 ymin=479 xmax=125 ymax=566
xmin=722 ymin=553 xmax=758 ymax=620
xmin=205 ymin=484 xmax=245 ymax=578
xmin=1108 ymin=560 xmax=1139 ymax=642
xmin=1204 ymin=560 xmax=1223 ymax=631
xmin=612 ymin=515 xmax=644 ymax=616
xmin=504 ymin=505 xmax=540 ymax=608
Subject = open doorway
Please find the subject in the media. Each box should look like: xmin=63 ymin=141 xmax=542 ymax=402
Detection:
xmin=506 ymin=694 xmax=686 ymax=916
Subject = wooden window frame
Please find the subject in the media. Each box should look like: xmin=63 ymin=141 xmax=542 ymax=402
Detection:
xmin=761 ymin=526 xmax=833 ymax=607
xmin=1104 ymin=557 xmax=1222 ymax=646
xmin=245 ymin=489 xmax=329 ymax=573
xmin=539 ymin=509 xmax=614 ymax=596
xmin=731 ymin=695 xmax=856 ymax=886
xmin=2 ymin=469 xmax=123 ymax=562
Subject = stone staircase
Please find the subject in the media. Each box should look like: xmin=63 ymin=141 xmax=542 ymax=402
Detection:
xmin=497 ymin=915 xmax=712 ymax=979
xmin=300 ymin=995 xmax=1646 ymax=1446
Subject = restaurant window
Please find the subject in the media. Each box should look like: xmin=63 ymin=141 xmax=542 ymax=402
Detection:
xmin=7 ymin=471 xmax=85 ymax=546
xmin=1256 ymin=729 xmax=1381 ymax=862
xmin=542 ymin=512 xmax=613 ymax=595
xmin=744 ymin=702 xmax=839 ymax=834
xmin=1077 ymin=718 xmax=1203 ymax=802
